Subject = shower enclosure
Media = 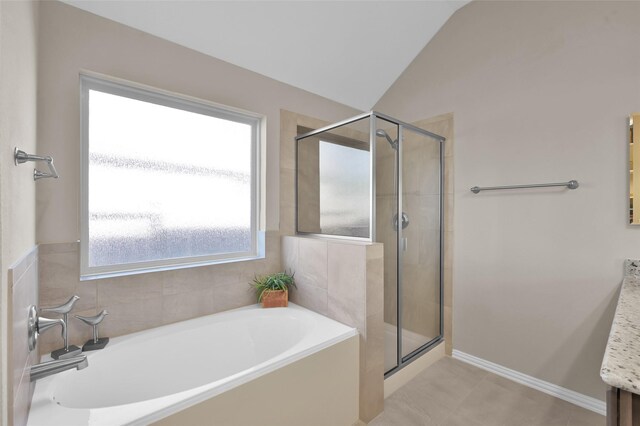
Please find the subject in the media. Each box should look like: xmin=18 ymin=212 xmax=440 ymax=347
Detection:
xmin=295 ymin=111 xmax=445 ymax=376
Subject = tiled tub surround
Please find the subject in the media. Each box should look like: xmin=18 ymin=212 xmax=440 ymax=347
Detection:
xmin=9 ymin=247 xmax=39 ymax=426
xmin=28 ymin=304 xmax=359 ymax=426
xmin=37 ymin=232 xmax=281 ymax=355
xmin=600 ymin=259 xmax=640 ymax=392
xmin=282 ymin=236 xmax=384 ymax=422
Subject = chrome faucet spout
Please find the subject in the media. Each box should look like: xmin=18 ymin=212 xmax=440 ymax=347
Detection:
xmin=30 ymin=355 xmax=88 ymax=382
xmin=37 ymin=316 xmax=65 ymax=337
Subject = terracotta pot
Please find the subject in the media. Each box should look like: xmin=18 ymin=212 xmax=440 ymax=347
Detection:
xmin=261 ymin=289 xmax=288 ymax=308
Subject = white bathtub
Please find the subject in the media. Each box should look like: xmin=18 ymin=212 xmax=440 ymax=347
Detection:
xmin=27 ymin=303 xmax=359 ymax=426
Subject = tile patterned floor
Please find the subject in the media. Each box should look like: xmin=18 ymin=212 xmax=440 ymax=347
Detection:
xmin=370 ymin=357 xmax=605 ymax=426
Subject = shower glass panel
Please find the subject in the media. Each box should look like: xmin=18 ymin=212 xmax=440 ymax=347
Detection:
xmin=400 ymin=127 xmax=442 ymax=358
xmin=296 ymin=117 xmax=371 ymax=238
xmin=294 ymin=112 xmax=444 ymax=378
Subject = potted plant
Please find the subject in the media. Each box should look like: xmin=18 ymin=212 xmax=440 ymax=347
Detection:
xmin=251 ymin=271 xmax=296 ymax=308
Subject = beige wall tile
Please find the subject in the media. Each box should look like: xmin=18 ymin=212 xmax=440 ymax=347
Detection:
xmin=212 ymin=282 xmax=256 ymax=313
xmin=366 ymin=259 xmax=384 ymax=318
xmin=444 ymin=193 xmax=454 ymax=233
xmin=38 ymin=233 xmax=281 ymax=354
xmin=162 ymin=289 xmax=215 ymax=324
xmin=298 ymin=238 xmax=328 ymax=289
xmin=281 ymin=236 xmax=383 ymax=423
xmin=281 ymin=236 xmax=299 ymax=273
xmin=12 ymin=369 xmax=34 ymax=426
xmin=280 ymin=167 xmax=296 ymax=235
xmin=280 ymin=112 xmax=297 ymax=171
xmin=162 ymin=267 xmax=226 ymax=296
xmin=366 ymin=242 xmax=384 ymax=260
xmin=97 ymin=274 xmax=163 ymax=305
xmin=290 ymin=283 xmax=329 ymax=316
xmin=38 ymin=249 xmax=79 ymax=287
xmin=365 ymin=312 xmax=385 ymax=373
xmin=99 ymin=296 xmax=164 ymax=338
xmin=444 ymin=267 xmax=453 ymax=309
xmin=444 ymin=156 xmax=453 ymax=194
xmin=327 ymin=242 xmax=366 ymax=330
xmin=38 ymin=242 xmax=77 ymax=255
xmin=39 ymin=281 xmax=97 ymax=313
xmin=9 ymin=245 xmax=39 ymax=426
xmin=360 ymin=365 xmax=384 ymax=423
xmin=444 ymin=231 xmax=453 ymax=270
xmin=11 ymin=260 xmax=37 ymax=398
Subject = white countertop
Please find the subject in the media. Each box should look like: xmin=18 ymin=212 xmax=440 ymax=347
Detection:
xmin=600 ymin=260 xmax=640 ymax=393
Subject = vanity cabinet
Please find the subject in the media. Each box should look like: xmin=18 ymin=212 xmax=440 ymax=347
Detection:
xmin=607 ymin=386 xmax=640 ymax=426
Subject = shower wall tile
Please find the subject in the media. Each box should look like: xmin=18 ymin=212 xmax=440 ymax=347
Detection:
xmin=280 ymin=112 xmax=297 ymax=170
xmin=444 ymin=231 xmax=454 ymax=270
xmin=445 ymin=156 xmax=454 ymax=194
xmin=377 ymin=158 xmax=396 ymax=197
xmin=38 ymin=231 xmax=281 ymax=355
xmin=279 ymin=167 xmax=296 ymax=235
xmin=9 ymin=245 xmax=39 ymax=426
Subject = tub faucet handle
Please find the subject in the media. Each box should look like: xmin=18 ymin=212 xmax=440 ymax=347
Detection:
xmin=27 ymin=305 xmax=66 ymax=352
xmin=75 ymin=310 xmax=109 ymax=351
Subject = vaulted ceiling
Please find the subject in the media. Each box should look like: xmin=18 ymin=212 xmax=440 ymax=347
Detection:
xmin=63 ymin=1 xmax=469 ymax=111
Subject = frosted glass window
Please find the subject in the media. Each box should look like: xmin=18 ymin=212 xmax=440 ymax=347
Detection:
xmin=318 ymin=141 xmax=370 ymax=237
xmin=80 ymin=75 xmax=262 ymax=279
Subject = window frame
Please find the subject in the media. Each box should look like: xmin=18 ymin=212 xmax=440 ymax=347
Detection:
xmin=79 ymin=73 xmax=264 ymax=280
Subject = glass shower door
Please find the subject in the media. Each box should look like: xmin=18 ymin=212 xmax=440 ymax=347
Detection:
xmin=400 ymin=126 xmax=442 ymax=359
xmin=375 ymin=117 xmax=400 ymax=373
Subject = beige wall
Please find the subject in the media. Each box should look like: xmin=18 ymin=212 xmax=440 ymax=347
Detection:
xmin=375 ymin=0 xmax=640 ymax=400
xmin=37 ymin=0 xmax=359 ymax=243
xmin=35 ymin=1 xmax=360 ymax=351
xmin=0 ymin=1 xmax=39 ymax=424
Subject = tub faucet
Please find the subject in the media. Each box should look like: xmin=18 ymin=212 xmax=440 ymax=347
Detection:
xmin=29 ymin=355 xmax=88 ymax=382
xmin=27 ymin=305 xmax=66 ymax=352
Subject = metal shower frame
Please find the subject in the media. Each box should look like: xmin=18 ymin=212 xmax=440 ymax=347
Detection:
xmin=295 ymin=111 xmax=446 ymax=377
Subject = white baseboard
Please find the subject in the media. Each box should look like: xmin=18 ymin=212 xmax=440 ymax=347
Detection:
xmin=452 ymin=350 xmax=606 ymax=416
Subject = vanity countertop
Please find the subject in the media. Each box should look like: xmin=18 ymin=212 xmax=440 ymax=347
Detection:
xmin=601 ymin=260 xmax=640 ymax=393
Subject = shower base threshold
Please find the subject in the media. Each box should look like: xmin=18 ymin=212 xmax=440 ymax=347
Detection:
xmin=384 ymin=322 xmax=436 ymax=372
